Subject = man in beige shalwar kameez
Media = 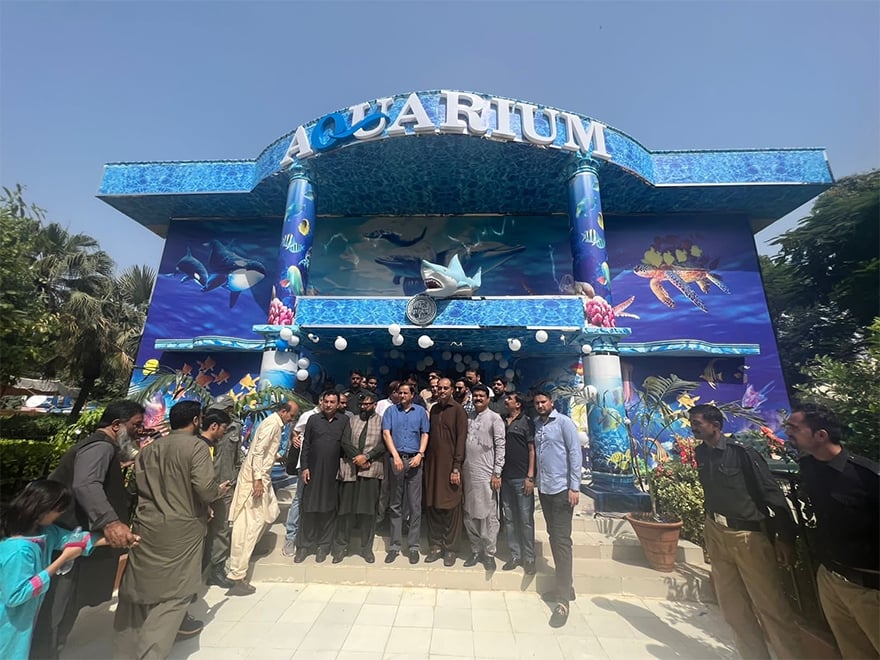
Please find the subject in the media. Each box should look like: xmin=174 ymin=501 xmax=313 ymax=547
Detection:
xmin=225 ymin=400 xmax=297 ymax=595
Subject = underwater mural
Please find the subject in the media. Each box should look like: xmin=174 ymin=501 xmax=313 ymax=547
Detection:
xmin=137 ymin=218 xmax=281 ymax=367
xmin=307 ymin=215 xmax=571 ymax=297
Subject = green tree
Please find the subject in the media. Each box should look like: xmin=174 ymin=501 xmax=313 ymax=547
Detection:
xmin=795 ymin=319 xmax=880 ymax=461
xmin=0 ymin=186 xmax=51 ymax=386
xmin=762 ymin=170 xmax=880 ymax=391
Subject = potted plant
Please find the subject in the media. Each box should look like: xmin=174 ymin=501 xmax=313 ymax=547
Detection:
xmin=619 ymin=374 xmax=697 ymax=571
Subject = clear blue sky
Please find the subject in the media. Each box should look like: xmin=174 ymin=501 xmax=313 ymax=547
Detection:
xmin=2 ymin=1 xmax=877 ymax=272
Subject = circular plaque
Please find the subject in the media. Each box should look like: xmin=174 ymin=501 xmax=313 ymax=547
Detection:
xmin=406 ymin=294 xmax=437 ymax=326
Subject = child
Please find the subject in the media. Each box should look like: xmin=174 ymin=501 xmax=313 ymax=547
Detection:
xmin=0 ymin=480 xmax=108 ymax=659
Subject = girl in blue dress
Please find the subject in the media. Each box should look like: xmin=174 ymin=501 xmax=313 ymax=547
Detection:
xmin=0 ymin=480 xmax=105 ymax=660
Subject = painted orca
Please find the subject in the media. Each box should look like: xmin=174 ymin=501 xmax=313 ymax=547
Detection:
xmin=203 ymin=240 xmax=267 ymax=307
xmin=173 ymin=248 xmax=209 ymax=287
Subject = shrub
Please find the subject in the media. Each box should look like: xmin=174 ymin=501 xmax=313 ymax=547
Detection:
xmin=51 ymin=407 xmax=104 ymax=444
xmin=650 ymin=460 xmax=705 ymax=546
xmin=0 ymin=414 xmax=70 ymax=440
xmin=0 ymin=439 xmax=70 ymax=503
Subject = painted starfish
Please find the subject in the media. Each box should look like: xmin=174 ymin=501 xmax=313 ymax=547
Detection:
xmin=613 ymin=295 xmax=639 ymax=320
xmin=633 ymin=264 xmax=730 ymax=313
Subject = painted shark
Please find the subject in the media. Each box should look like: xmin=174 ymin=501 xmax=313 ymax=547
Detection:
xmin=203 ymin=240 xmax=267 ymax=307
xmin=420 ymin=254 xmax=482 ymax=298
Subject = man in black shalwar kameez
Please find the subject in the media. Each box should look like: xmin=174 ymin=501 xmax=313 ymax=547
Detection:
xmin=296 ymin=391 xmax=351 ymax=563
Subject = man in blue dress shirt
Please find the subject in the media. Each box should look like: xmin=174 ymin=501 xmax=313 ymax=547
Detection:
xmin=533 ymin=390 xmax=582 ymax=628
xmin=382 ymin=383 xmax=429 ymax=564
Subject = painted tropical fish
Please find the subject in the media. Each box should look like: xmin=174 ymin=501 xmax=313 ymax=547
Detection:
xmin=364 ymin=227 xmax=426 ymax=247
xmin=195 ymin=373 xmax=214 ymax=387
xmin=420 ymin=254 xmax=482 ymax=298
xmin=633 ymin=264 xmax=730 ymax=313
xmin=581 ymin=229 xmax=605 ymax=249
xmin=700 ymin=359 xmax=724 ymax=390
xmin=239 ymin=373 xmax=259 ymax=390
xmin=280 ymin=264 xmax=305 ymax=296
xmin=213 ymin=369 xmax=231 ymax=385
xmin=742 ymin=382 xmax=773 ymax=409
xmin=173 ymin=248 xmax=209 ymax=287
xmin=203 ymin=240 xmax=267 ymax=307
xmin=280 ymin=234 xmax=304 ymax=254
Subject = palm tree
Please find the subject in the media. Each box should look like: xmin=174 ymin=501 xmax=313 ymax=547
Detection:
xmin=59 ymin=265 xmax=156 ymax=419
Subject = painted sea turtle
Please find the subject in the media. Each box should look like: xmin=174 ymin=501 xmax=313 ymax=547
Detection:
xmin=633 ymin=264 xmax=730 ymax=313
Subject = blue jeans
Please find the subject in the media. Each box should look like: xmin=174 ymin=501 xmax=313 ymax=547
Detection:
xmin=500 ymin=478 xmax=536 ymax=563
xmin=284 ymin=476 xmax=302 ymax=543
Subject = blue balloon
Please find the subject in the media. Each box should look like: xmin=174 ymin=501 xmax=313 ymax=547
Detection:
xmin=275 ymin=338 xmax=288 ymax=351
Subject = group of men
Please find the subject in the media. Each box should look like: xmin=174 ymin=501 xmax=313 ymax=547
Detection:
xmin=277 ymin=369 xmax=583 ymax=628
xmin=689 ymin=403 xmax=878 ymax=660
xmin=27 ymin=373 xmax=876 ymax=657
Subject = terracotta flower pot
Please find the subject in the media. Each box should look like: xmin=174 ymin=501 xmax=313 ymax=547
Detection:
xmin=625 ymin=512 xmax=683 ymax=572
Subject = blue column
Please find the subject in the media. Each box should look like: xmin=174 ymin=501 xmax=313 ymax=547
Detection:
xmin=567 ymin=157 xmax=612 ymax=303
xmin=583 ymin=339 xmax=634 ymax=492
xmin=268 ymin=168 xmax=316 ymax=326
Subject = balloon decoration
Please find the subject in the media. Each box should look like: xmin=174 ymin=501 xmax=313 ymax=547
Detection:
xmin=296 ymin=369 xmax=309 ymax=381
xmin=392 ymin=334 xmax=404 ymax=346
xmin=287 ymin=335 xmax=300 ymax=347
xmin=418 ymin=335 xmax=434 ymax=349
xmin=388 ymin=323 xmax=401 ymax=336
xmin=535 ymin=330 xmax=548 ymax=343
xmin=508 ymin=338 xmax=522 ymax=352
xmin=581 ymin=343 xmax=593 ymax=354
xmin=334 ymin=336 xmax=348 ymax=351
xmin=279 ymin=327 xmax=293 ymax=341
xmin=297 ymin=357 xmax=310 ymax=369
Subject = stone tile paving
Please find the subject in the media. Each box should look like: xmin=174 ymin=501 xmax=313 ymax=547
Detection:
xmin=61 ymin=583 xmax=738 ymax=659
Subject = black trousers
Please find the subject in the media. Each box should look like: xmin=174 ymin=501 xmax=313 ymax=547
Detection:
xmin=539 ymin=490 xmax=575 ymax=605
xmin=426 ymin=504 xmax=462 ymax=554
xmin=333 ymin=513 xmax=376 ymax=555
xmin=299 ymin=510 xmax=337 ymax=553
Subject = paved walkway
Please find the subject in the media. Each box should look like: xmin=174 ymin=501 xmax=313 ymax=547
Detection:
xmin=61 ymin=583 xmax=738 ymax=659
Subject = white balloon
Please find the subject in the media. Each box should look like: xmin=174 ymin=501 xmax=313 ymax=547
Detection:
xmin=463 ymin=355 xmax=472 ymax=364
xmin=442 ymin=351 xmax=452 ymax=361
xmin=494 ymin=352 xmax=502 ymax=361
xmin=287 ymin=335 xmax=300 ymax=347
xmin=279 ymin=327 xmax=293 ymax=341
xmin=505 ymin=368 xmax=515 ymax=379
xmin=453 ymin=354 xmax=463 ymax=363
xmin=389 ymin=350 xmax=399 ymax=359
xmin=581 ymin=344 xmax=593 ymax=354
xmin=392 ymin=334 xmax=404 ymax=346
xmin=308 ymin=333 xmax=320 ymax=343
xmin=424 ymin=356 xmax=434 ymax=366
xmin=535 ymin=330 xmax=548 ymax=343
xmin=508 ymin=338 xmax=522 ymax=352
xmin=455 ymin=362 xmax=465 ymax=373
xmin=297 ymin=357 xmax=310 ymax=369
xmin=499 ymin=359 xmax=509 ymax=369
xmin=334 ymin=336 xmax=348 ymax=351
xmin=388 ymin=323 xmax=401 ymax=336
xmin=418 ymin=335 xmax=433 ymax=349
xmin=296 ymin=369 xmax=309 ymax=381
xmin=379 ymin=365 xmax=389 ymax=375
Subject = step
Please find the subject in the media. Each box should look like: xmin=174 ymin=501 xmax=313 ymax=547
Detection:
xmin=274 ymin=490 xmax=705 ymax=566
xmin=248 ymin=523 xmax=716 ymax=603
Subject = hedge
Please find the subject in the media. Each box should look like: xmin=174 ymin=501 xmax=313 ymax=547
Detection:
xmin=0 ymin=438 xmax=72 ymax=502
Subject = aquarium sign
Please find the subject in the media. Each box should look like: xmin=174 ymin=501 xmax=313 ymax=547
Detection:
xmin=280 ymin=90 xmax=611 ymax=167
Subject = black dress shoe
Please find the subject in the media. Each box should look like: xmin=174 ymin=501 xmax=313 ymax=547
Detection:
xmin=483 ymin=555 xmax=497 ymax=571
xmin=363 ymin=550 xmax=375 ymax=564
xmin=443 ymin=551 xmax=456 ymax=567
xmin=226 ymin=580 xmax=257 ymax=597
xmin=424 ymin=549 xmax=443 ymax=563
xmin=463 ymin=552 xmax=481 ymax=567
xmin=549 ymin=602 xmax=570 ymax=628
xmin=332 ymin=553 xmax=344 ymax=564
xmin=408 ymin=549 xmax=420 ymax=564
xmin=502 ymin=558 xmax=521 ymax=571
xmin=294 ymin=548 xmax=308 ymax=563
xmin=207 ymin=570 xmax=235 ymax=589
xmin=177 ymin=613 xmax=204 ymax=637
xmin=523 ymin=560 xmax=536 ymax=575
xmin=384 ymin=550 xmax=399 ymax=564
xmin=315 ymin=549 xmax=328 ymax=563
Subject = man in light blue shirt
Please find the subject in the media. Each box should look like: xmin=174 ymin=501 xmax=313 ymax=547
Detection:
xmin=533 ymin=390 xmax=582 ymax=628
xmin=382 ymin=383 xmax=429 ymax=564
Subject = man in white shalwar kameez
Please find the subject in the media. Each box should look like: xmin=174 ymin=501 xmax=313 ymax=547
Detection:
xmin=462 ymin=384 xmax=505 ymax=571
xmin=225 ymin=401 xmax=297 ymax=595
